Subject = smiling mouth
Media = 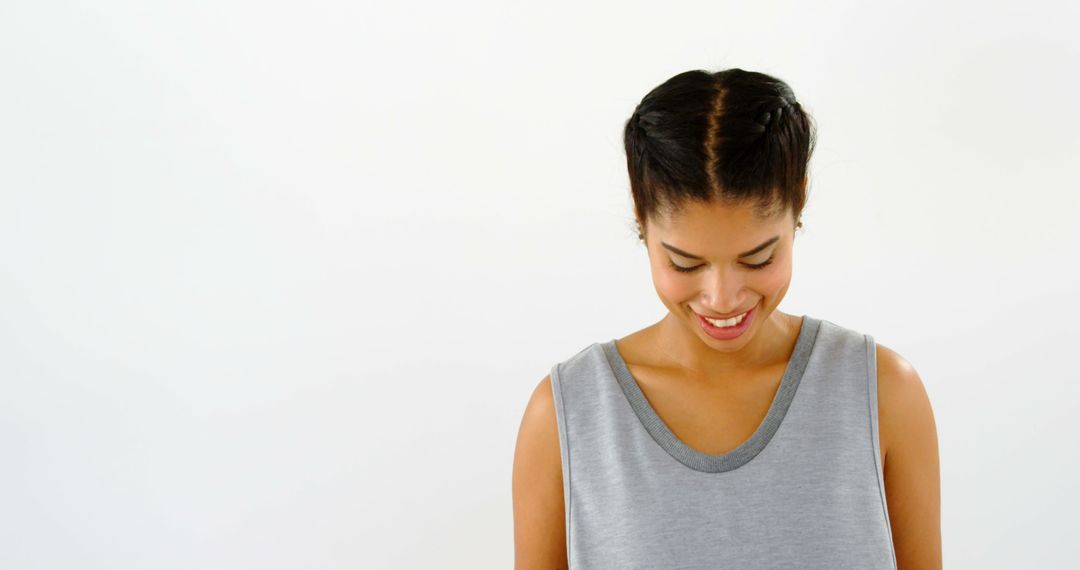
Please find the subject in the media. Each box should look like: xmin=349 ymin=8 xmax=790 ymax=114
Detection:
xmin=696 ymin=309 xmax=752 ymax=320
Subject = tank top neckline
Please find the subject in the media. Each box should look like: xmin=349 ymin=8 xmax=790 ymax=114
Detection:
xmin=599 ymin=314 xmax=822 ymax=473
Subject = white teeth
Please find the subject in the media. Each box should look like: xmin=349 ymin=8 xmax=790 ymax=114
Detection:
xmin=704 ymin=311 xmax=747 ymax=328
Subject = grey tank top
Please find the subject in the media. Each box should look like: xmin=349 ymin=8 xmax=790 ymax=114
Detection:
xmin=548 ymin=315 xmax=896 ymax=569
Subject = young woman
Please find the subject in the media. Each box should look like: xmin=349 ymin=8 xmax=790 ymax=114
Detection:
xmin=512 ymin=68 xmax=941 ymax=569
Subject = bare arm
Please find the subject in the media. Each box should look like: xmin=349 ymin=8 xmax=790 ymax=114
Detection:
xmin=512 ymin=375 xmax=569 ymax=569
xmin=877 ymin=343 xmax=942 ymax=569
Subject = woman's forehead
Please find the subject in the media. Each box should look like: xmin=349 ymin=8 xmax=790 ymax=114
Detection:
xmin=656 ymin=199 xmax=789 ymax=228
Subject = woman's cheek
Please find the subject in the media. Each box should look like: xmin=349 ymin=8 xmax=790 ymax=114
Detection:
xmin=651 ymin=264 xmax=693 ymax=299
xmin=758 ymin=258 xmax=793 ymax=294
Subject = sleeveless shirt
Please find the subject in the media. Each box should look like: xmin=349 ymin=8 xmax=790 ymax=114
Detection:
xmin=548 ymin=315 xmax=896 ymax=569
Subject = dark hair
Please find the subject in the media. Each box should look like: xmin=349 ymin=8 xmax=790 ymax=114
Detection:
xmin=623 ymin=68 xmax=816 ymax=241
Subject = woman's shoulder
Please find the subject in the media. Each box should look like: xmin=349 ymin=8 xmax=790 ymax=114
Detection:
xmin=849 ymin=325 xmax=934 ymax=477
xmin=874 ymin=340 xmax=931 ymax=452
xmin=810 ymin=316 xmax=922 ymax=384
xmin=811 ymin=316 xmax=934 ymax=473
xmin=546 ymin=337 xmax=616 ymax=391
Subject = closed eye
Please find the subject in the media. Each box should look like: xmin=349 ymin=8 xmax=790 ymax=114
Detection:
xmin=668 ymin=255 xmax=775 ymax=273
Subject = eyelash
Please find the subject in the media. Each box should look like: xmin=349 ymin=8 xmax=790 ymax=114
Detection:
xmin=668 ymin=255 xmax=775 ymax=273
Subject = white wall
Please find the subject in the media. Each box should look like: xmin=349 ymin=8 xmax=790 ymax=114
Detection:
xmin=2 ymin=0 xmax=1077 ymax=568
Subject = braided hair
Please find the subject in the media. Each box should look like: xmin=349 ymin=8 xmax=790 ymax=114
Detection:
xmin=623 ymin=68 xmax=815 ymax=242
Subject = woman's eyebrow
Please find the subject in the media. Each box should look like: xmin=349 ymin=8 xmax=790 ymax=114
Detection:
xmin=661 ymin=235 xmax=780 ymax=260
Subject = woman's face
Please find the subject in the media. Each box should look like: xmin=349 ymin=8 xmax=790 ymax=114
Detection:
xmin=643 ymin=199 xmax=796 ymax=353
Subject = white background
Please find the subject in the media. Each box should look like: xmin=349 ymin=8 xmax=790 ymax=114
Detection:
xmin=2 ymin=1 xmax=1078 ymax=568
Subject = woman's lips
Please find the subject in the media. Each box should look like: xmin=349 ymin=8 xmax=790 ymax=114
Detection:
xmin=695 ymin=307 xmax=753 ymax=320
xmin=695 ymin=305 xmax=756 ymax=340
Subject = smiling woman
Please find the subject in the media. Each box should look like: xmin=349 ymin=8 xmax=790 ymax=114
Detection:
xmin=512 ymin=68 xmax=941 ymax=569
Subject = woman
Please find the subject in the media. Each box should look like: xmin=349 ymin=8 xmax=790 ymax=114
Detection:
xmin=512 ymin=68 xmax=941 ymax=569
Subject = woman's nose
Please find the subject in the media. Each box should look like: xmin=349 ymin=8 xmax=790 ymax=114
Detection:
xmin=700 ymin=269 xmax=746 ymax=314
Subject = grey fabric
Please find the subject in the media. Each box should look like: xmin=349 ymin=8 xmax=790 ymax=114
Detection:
xmin=549 ymin=316 xmax=896 ymax=569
